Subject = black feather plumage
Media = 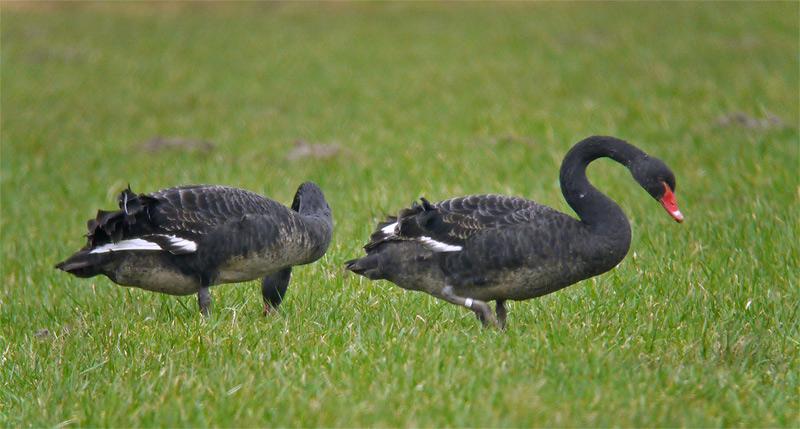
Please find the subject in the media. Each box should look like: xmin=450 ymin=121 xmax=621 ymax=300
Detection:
xmin=365 ymin=194 xmax=559 ymax=251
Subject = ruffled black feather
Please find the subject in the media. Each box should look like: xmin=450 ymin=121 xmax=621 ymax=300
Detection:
xmin=362 ymin=194 xmax=557 ymax=253
xmin=84 ymin=187 xmax=157 ymax=248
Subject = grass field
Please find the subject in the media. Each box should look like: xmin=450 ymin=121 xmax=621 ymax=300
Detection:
xmin=2 ymin=2 xmax=798 ymax=427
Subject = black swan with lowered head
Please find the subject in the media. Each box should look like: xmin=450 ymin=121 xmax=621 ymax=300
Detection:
xmin=56 ymin=182 xmax=333 ymax=316
xmin=346 ymin=136 xmax=683 ymax=328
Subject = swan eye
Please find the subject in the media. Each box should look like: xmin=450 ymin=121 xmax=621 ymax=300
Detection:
xmin=663 ymin=177 xmax=676 ymax=192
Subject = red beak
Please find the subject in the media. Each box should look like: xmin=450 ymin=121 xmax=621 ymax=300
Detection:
xmin=659 ymin=182 xmax=683 ymax=223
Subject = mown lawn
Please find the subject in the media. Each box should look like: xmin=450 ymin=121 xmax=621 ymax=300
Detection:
xmin=1 ymin=2 xmax=798 ymax=427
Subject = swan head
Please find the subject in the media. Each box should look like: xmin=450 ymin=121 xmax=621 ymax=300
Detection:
xmin=632 ymin=156 xmax=683 ymax=223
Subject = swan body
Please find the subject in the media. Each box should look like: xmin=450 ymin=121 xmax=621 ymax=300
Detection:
xmin=56 ymin=182 xmax=333 ymax=315
xmin=346 ymin=136 xmax=683 ymax=328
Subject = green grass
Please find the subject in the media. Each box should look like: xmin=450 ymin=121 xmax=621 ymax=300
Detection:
xmin=2 ymin=2 xmax=798 ymax=427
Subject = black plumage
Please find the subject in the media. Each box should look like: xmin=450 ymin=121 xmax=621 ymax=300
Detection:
xmin=346 ymin=136 xmax=683 ymax=328
xmin=56 ymin=182 xmax=333 ymax=315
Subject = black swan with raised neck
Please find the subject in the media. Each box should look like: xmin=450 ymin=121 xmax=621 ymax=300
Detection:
xmin=56 ymin=182 xmax=333 ymax=316
xmin=346 ymin=136 xmax=683 ymax=328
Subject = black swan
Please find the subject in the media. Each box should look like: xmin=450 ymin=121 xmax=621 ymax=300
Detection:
xmin=345 ymin=136 xmax=683 ymax=328
xmin=56 ymin=182 xmax=333 ymax=316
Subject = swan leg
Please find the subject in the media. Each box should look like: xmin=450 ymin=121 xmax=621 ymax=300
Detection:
xmin=198 ymin=286 xmax=211 ymax=317
xmin=496 ymin=299 xmax=507 ymax=329
xmin=440 ymin=285 xmax=498 ymax=328
xmin=262 ymin=267 xmax=292 ymax=315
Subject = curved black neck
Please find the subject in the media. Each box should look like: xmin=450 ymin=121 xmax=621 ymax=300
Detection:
xmin=559 ymin=136 xmax=646 ymax=235
xmin=298 ymin=212 xmax=334 ymax=261
xmin=303 ymin=213 xmax=333 ymax=236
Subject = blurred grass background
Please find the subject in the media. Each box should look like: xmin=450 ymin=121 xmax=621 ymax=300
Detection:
xmin=1 ymin=2 xmax=798 ymax=427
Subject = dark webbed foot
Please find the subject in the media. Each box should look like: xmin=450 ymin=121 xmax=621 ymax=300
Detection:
xmin=496 ymin=299 xmax=507 ymax=329
xmin=198 ymin=287 xmax=211 ymax=317
xmin=441 ymin=285 xmax=499 ymax=328
xmin=262 ymin=267 xmax=292 ymax=315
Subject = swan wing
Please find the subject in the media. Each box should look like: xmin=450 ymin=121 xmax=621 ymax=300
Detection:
xmin=84 ymin=185 xmax=287 ymax=254
xmin=365 ymin=194 xmax=557 ymax=253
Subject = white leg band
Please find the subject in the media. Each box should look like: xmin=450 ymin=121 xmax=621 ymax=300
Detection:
xmin=464 ymin=298 xmax=473 ymax=309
